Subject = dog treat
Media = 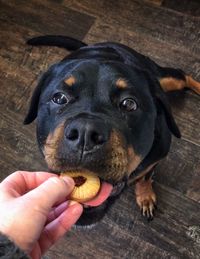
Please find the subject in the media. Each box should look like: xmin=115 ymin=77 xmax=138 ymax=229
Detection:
xmin=61 ymin=171 xmax=100 ymax=202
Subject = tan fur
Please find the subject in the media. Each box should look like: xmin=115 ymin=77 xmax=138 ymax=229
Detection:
xmin=186 ymin=76 xmax=200 ymax=94
xmin=64 ymin=76 xmax=76 ymax=87
xmin=43 ymin=126 xmax=142 ymax=182
xmin=135 ymin=178 xmax=156 ymax=217
xmin=43 ymin=123 xmax=65 ymax=171
xmin=159 ymin=75 xmax=200 ymax=94
xmin=159 ymin=77 xmax=186 ymax=92
xmin=116 ymin=78 xmax=128 ymax=89
xmin=103 ymin=132 xmax=142 ymax=182
xmin=127 ymin=147 xmax=142 ymax=176
xmin=103 ymin=130 xmax=128 ymax=181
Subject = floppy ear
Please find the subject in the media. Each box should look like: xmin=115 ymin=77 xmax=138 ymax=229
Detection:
xmin=24 ymin=73 xmax=48 ymax=124
xmin=155 ymin=90 xmax=181 ymax=138
xmin=145 ymin=72 xmax=181 ymax=138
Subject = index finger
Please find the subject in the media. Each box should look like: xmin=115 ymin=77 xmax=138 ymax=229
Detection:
xmin=0 ymin=171 xmax=59 ymax=197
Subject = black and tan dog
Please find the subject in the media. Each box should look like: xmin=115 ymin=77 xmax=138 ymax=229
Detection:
xmin=24 ymin=35 xmax=200 ymax=225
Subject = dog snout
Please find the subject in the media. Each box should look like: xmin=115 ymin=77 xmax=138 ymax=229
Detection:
xmin=65 ymin=118 xmax=110 ymax=152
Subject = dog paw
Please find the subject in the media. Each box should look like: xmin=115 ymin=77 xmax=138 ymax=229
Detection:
xmin=136 ymin=191 xmax=156 ymax=220
xmin=135 ymin=179 xmax=157 ymax=221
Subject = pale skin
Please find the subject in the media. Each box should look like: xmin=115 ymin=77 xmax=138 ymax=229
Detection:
xmin=0 ymin=171 xmax=83 ymax=259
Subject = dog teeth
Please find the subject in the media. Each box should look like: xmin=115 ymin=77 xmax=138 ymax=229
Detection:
xmin=60 ymin=171 xmax=100 ymax=203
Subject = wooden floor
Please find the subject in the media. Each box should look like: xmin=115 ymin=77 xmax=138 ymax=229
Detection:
xmin=0 ymin=0 xmax=200 ymax=258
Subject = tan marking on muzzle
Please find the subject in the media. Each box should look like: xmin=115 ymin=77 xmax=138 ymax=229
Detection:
xmin=43 ymin=123 xmax=65 ymax=171
xmin=127 ymin=147 xmax=142 ymax=176
xmin=103 ymin=131 xmax=128 ymax=181
xmin=64 ymin=76 xmax=76 ymax=87
xmin=103 ymin=131 xmax=141 ymax=182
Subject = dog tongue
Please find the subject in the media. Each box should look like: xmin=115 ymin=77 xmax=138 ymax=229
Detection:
xmin=83 ymin=182 xmax=113 ymax=207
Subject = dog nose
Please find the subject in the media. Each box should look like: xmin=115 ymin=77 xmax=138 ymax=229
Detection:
xmin=65 ymin=119 xmax=109 ymax=151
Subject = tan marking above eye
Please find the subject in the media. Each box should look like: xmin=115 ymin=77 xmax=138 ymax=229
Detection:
xmin=64 ymin=76 xmax=76 ymax=87
xmin=116 ymin=78 xmax=128 ymax=89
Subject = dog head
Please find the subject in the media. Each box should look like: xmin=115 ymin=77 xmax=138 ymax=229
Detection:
xmin=24 ymin=42 xmax=180 ymax=225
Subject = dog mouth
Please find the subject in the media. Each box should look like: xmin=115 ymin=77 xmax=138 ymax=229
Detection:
xmin=60 ymin=169 xmax=127 ymax=209
xmin=76 ymin=178 xmax=126 ymax=226
xmin=82 ymin=179 xmax=126 ymax=209
xmin=59 ymin=170 xmax=126 ymax=226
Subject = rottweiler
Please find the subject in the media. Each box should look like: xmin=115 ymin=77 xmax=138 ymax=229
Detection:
xmin=24 ymin=35 xmax=200 ymax=226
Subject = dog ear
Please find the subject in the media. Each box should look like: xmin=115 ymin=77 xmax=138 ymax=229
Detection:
xmin=23 ymin=73 xmax=48 ymax=124
xmin=155 ymin=91 xmax=181 ymax=138
xmin=146 ymin=72 xmax=181 ymax=138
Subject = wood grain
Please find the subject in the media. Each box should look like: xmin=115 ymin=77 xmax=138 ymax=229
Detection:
xmin=70 ymin=0 xmax=200 ymax=55
xmin=163 ymin=0 xmax=200 ymax=17
xmin=0 ymin=0 xmax=200 ymax=258
xmin=46 ymin=183 xmax=200 ymax=258
xmin=0 ymin=0 xmax=95 ymax=39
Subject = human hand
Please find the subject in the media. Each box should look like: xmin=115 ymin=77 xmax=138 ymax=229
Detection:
xmin=0 ymin=171 xmax=83 ymax=258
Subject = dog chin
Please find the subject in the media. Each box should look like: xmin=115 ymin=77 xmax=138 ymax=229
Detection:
xmin=75 ymin=180 xmax=126 ymax=226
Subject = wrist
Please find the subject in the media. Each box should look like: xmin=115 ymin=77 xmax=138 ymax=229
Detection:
xmin=0 ymin=232 xmax=30 ymax=258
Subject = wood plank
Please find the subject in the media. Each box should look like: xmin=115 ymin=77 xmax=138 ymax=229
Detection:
xmin=83 ymin=19 xmax=200 ymax=74
xmin=144 ymin=0 xmax=163 ymax=6
xmin=0 ymin=109 xmax=47 ymax=181
xmin=69 ymin=0 xmax=200 ymax=55
xmin=156 ymin=138 xmax=200 ymax=202
xmin=0 ymin=21 xmax=67 ymax=73
xmin=0 ymin=56 xmax=37 ymax=112
xmin=46 ymin=182 xmax=200 ymax=258
xmin=0 ymin=1 xmax=200 ymax=258
xmin=0 ymin=0 xmax=95 ymax=40
xmin=168 ymin=91 xmax=200 ymax=146
xmin=162 ymin=0 xmax=200 ymax=17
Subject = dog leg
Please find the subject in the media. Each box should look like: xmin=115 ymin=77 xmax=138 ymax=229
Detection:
xmin=135 ymin=176 xmax=156 ymax=221
xmin=158 ymin=68 xmax=200 ymax=95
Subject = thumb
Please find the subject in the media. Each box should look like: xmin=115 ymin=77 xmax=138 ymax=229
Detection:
xmin=23 ymin=176 xmax=74 ymax=215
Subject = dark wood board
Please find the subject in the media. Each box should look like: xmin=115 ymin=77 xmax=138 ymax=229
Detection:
xmin=0 ymin=0 xmax=95 ymax=40
xmin=70 ymin=0 xmax=200 ymax=55
xmin=0 ymin=0 xmax=200 ymax=258
xmin=45 ymin=183 xmax=200 ymax=259
xmin=163 ymin=0 xmax=200 ymax=17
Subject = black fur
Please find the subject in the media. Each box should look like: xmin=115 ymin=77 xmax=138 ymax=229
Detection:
xmin=25 ymin=35 xmax=182 ymax=225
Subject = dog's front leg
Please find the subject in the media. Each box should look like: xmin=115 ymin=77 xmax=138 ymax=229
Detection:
xmin=135 ymin=176 xmax=156 ymax=220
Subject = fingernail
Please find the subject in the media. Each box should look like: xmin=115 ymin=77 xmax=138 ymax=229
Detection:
xmin=68 ymin=200 xmax=78 ymax=207
xmin=62 ymin=176 xmax=75 ymax=187
xmin=69 ymin=201 xmax=83 ymax=215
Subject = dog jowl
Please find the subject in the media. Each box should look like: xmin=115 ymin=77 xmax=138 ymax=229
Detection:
xmin=24 ymin=35 xmax=200 ymax=225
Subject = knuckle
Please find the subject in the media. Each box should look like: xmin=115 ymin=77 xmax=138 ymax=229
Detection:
xmin=48 ymin=177 xmax=67 ymax=190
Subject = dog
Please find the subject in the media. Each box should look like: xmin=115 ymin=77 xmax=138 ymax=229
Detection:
xmin=24 ymin=35 xmax=200 ymax=226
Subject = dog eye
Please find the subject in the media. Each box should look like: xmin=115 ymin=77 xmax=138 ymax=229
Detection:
xmin=120 ymin=98 xmax=137 ymax=111
xmin=52 ymin=92 xmax=68 ymax=105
